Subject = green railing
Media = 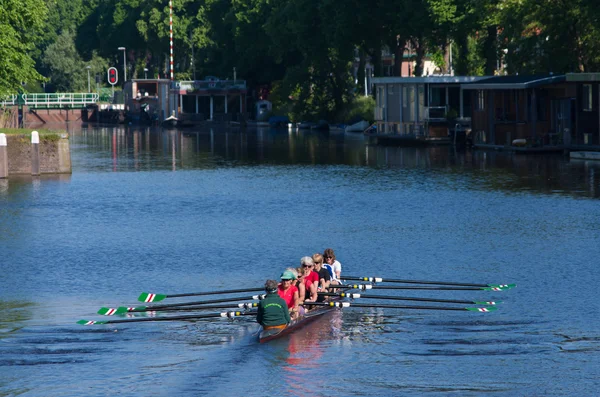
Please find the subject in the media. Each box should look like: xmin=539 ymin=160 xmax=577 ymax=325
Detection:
xmin=0 ymin=95 xmax=18 ymax=106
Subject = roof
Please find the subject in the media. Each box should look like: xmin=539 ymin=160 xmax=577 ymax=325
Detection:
xmin=565 ymin=73 xmax=600 ymax=82
xmin=372 ymin=76 xmax=487 ymax=85
xmin=461 ymin=75 xmax=566 ymax=90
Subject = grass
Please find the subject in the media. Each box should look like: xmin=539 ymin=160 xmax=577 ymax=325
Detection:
xmin=0 ymin=128 xmax=65 ymax=141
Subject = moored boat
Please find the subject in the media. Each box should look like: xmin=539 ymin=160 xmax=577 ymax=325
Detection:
xmin=345 ymin=120 xmax=369 ymax=133
xmin=162 ymin=114 xmax=178 ymax=129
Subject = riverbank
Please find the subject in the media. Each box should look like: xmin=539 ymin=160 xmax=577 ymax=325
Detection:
xmin=0 ymin=128 xmax=71 ymax=177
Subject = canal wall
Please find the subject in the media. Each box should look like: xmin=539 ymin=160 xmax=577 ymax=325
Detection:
xmin=0 ymin=133 xmax=71 ymax=176
xmin=25 ymin=108 xmax=86 ymax=127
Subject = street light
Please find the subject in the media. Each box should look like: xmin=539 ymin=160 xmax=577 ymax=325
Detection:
xmin=86 ymin=66 xmax=91 ymax=93
xmin=118 ymin=47 xmax=126 ymax=83
xmin=144 ymin=68 xmax=148 ymax=79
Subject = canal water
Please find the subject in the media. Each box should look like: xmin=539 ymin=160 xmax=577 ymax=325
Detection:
xmin=1 ymin=124 xmax=599 ymax=396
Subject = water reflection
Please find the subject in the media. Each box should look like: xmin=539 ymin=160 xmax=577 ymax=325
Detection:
xmin=69 ymin=124 xmax=600 ymax=198
xmin=279 ymin=310 xmax=343 ymax=396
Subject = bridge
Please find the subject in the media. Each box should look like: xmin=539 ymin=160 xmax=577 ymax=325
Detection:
xmin=0 ymin=93 xmax=100 ymax=109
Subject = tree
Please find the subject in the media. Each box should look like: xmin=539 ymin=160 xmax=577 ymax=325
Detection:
xmin=43 ymin=30 xmax=87 ymax=91
xmin=0 ymin=0 xmax=48 ymax=95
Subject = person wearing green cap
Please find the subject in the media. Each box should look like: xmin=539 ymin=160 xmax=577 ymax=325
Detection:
xmin=257 ymin=279 xmax=291 ymax=330
xmin=278 ymin=268 xmax=302 ymax=319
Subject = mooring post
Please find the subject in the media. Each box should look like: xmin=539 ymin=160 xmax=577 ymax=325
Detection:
xmin=31 ymin=131 xmax=40 ymax=176
xmin=0 ymin=133 xmax=8 ymax=178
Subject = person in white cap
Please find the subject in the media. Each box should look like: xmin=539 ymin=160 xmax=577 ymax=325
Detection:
xmin=278 ymin=269 xmax=302 ymax=319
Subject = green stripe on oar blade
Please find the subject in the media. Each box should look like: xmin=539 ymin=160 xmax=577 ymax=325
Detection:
xmin=138 ymin=293 xmax=167 ymax=302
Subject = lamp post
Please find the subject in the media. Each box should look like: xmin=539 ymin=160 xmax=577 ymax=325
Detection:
xmin=86 ymin=66 xmax=91 ymax=93
xmin=144 ymin=68 xmax=148 ymax=79
xmin=118 ymin=47 xmax=126 ymax=83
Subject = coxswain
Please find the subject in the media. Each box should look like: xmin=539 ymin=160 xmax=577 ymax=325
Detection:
xmin=257 ymin=279 xmax=291 ymax=331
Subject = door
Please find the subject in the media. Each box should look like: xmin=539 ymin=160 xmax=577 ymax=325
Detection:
xmin=551 ymin=98 xmax=572 ymax=146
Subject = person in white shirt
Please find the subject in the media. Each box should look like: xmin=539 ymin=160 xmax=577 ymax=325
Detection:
xmin=323 ymin=248 xmax=342 ymax=284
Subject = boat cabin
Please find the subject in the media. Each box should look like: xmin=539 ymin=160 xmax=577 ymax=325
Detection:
xmin=372 ymin=76 xmax=486 ymax=144
xmin=461 ymin=73 xmax=600 ymax=150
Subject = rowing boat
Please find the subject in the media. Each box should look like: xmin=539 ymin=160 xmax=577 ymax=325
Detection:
xmin=258 ymin=300 xmax=340 ymax=343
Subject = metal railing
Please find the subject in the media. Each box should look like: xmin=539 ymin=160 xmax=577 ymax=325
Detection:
xmin=178 ymin=80 xmax=247 ymax=91
xmin=0 ymin=95 xmax=18 ymax=106
xmin=22 ymin=93 xmax=99 ymax=108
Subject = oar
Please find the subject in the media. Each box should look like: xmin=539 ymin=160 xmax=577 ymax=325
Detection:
xmin=77 ymin=310 xmax=257 ymax=325
xmin=98 ymin=302 xmax=259 ymax=316
xmin=304 ymin=301 xmax=497 ymax=312
xmin=133 ymin=294 xmax=266 ymax=310
xmin=343 ymin=276 xmax=515 ymax=289
xmin=320 ymin=292 xmax=500 ymax=306
xmin=138 ymin=287 xmax=264 ymax=302
xmin=334 ymin=284 xmax=508 ymax=291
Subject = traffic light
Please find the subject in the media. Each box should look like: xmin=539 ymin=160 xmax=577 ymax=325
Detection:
xmin=108 ymin=67 xmax=118 ymax=85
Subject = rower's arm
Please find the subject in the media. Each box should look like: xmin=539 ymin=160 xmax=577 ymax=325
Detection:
xmin=308 ymin=282 xmax=318 ymax=301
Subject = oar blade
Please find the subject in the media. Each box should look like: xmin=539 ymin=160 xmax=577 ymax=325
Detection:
xmin=465 ymin=306 xmax=498 ymax=312
xmin=474 ymin=301 xmax=502 ymax=306
xmin=97 ymin=307 xmax=130 ymax=316
xmin=77 ymin=319 xmax=108 ymax=325
xmin=488 ymin=283 xmax=516 ymax=290
xmin=138 ymin=292 xmax=167 ymax=302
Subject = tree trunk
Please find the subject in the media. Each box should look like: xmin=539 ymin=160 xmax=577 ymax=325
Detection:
xmin=412 ymin=37 xmax=426 ymax=77
xmin=454 ymin=33 xmax=470 ymax=76
xmin=394 ymin=39 xmax=406 ymax=76
xmin=483 ymin=25 xmax=498 ymax=75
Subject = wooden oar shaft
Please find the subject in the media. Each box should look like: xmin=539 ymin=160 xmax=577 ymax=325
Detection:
xmin=143 ymin=294 xmax=265 ymax=310
xmin=164 ymin=288 xmax=263 ymax=298
xmin=320 ymin=292 xmax=478 ymax=305
xmin=343 ymin=276 xmax=490 ymax=288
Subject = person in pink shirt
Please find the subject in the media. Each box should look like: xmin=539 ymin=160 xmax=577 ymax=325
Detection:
xmin=299 ymin=256 xmax=319 ymax=303
xmin=278 ymin=269 xmax=302 ymax=319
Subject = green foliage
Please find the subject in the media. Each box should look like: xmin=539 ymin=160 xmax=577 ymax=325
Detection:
xmin=341 ymin=96 xmax=375 ymax=124
xmin=43 ymin=31 xmax=87 ymax=91
xmin=0 ymin=0 xmax=48 ymax=95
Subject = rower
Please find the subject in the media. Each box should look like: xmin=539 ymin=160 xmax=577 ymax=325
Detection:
xmin=311 ymin=253 xmax=331 ymax=301
xmin=299 ymin=256 xmax=319 ymax=303
xmin=323 ymin=248 xmax=342 ymax=284
xmin=256 ymin=279 xmax=291 ymax=331
xmin=278 ymin=269 xmax=302 ymax=319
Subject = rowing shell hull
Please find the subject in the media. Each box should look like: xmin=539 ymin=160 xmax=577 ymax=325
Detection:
xmin=259 ymin=303 xmax=337 ymax=343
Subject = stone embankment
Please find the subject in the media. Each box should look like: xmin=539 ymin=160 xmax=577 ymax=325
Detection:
xmin=0 ymin=131 xmax=71 ymax=178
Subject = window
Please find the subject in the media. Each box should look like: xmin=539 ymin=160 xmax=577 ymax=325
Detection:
xmin=583 ymin=84 xmax=592 ymax=111
xmin=477 ymin=90 xmax=485 ymax=110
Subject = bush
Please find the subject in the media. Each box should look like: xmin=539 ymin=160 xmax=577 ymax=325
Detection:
xmin=341 ymin=96 xmax=375 ymax=124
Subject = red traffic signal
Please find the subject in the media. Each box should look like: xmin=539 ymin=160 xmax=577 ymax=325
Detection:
xmin=108 ymin=67 xmax=118 ymax=85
